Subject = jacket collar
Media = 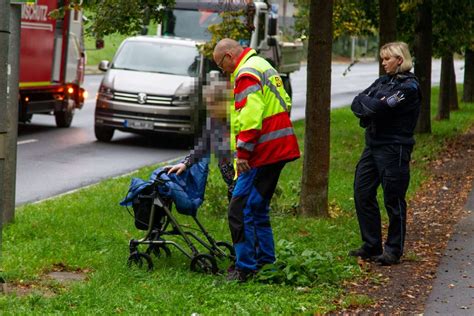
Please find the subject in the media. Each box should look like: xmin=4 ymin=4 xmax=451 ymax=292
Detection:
xmin=232 ymin=48 xmax=257 ymax=79
xmin=386 ymin=71 xmax=416 ymax=81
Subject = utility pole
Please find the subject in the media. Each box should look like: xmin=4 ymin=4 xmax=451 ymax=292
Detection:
xmin=0 ymin=0 xmax=12 ymax=252
xmin=6 ymin=2 xmax=21 ymax=223
xmin=1 ymin=0 xmax=21 ymax=251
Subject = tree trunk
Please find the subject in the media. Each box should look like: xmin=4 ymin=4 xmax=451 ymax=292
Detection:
xmin=299 ymin=0 xmax=333 ymax=217
xmin=414 ymin=0 xmax=432 ymax=134
xmin=449 ymin=58 xmax=459 ymax=110
xmin=463 ymin=48 xmax=474 ymax=103
xmin=378 ymin=0 xmax=398 ymax=76
xmin=436 ymin=53 xmax=452 ymax=120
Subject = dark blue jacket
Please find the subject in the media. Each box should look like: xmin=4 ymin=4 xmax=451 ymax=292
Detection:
xmin=351 ymin=72 xmax=421 ymax=146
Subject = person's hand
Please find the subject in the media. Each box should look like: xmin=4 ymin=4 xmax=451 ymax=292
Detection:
xmin=166 ymin=163 xmax=187 ymax=175
xmin=384 ymin=91 xmax=406 ymax=107
xmin=236 ymin=158 xmax=251 ymax=174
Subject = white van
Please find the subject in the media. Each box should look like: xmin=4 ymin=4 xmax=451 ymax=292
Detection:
xmin=94 ymin=36 xmax=213 ymax=142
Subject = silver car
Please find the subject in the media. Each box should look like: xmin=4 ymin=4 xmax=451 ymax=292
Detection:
xmin=94 ymin=36 xmax=206 ymax=142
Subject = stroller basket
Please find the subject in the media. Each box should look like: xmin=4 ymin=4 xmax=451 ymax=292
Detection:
xmin=122 ymin=162 xmax=235 ymax=274
xmin=132 ymin=185 xmax=168 ymax=231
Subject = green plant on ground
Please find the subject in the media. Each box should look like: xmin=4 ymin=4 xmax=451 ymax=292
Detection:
xmin=341 ymin=293 xmax=374 ymax=309
xmin=403 ymin=251 xmax=421 ymax=262
xmin=256 ymin=239 xmax=358 ymax=286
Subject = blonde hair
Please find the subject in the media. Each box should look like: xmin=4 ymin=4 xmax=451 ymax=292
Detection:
xmin=380 ymin=41 xmax=413 ymax=73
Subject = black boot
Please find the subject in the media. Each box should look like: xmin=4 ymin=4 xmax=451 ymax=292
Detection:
xmin=374 ymin=252 xmax=400 ymax=266
xmin=348 ymin=247 xmax=381 ymax=261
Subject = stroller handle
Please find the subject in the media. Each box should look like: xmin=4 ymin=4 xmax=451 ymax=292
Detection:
xmin=153 ymin=170 xmax=168 ymax=185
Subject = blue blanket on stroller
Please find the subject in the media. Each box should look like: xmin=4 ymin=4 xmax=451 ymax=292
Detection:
xmin=120 ymin=159 xmax=209 ymax=217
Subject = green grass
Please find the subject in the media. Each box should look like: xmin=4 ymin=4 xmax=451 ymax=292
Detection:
xmin=1 ymin=87 xmax=473 ymax=314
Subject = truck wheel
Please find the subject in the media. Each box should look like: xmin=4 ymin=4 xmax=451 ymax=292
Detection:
xmin=95 ymin=124 xmax=115 ymax=142
xmin=282 ymin=75 xmax=292 ymax=99
xmin=55 ymin=99 xmax=75 ymax=128
xmin=19 ymin=113 xmax=33 ymax=123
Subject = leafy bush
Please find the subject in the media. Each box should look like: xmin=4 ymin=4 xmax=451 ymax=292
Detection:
xmin=256 ymin=239 xmax=358 ymax=286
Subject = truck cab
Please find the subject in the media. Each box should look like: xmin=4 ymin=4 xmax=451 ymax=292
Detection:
xmin=159 ymin=0 xmax=303 ymax=96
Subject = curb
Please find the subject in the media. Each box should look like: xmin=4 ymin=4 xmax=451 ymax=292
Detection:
xmin=85 ymin=65 xmax=104 ymax=75
xmin=424 ymin=181 xmax=474 ymax=314
xmin=28 ymin=156 xmax=184 ymax=206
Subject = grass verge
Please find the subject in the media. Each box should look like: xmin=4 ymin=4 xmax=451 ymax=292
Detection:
xmin=1 ymin=88 xmax=473 ymax=314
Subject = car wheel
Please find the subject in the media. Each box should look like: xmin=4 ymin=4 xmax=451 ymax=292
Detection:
xmin=95 ymin=124 xmax=115 ymax=142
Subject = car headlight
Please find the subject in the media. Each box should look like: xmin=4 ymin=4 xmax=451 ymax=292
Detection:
xmin=173 ymin=82 xmax=198 ymax=104
xmin=98 ymin=85 xmax=114 ymax=100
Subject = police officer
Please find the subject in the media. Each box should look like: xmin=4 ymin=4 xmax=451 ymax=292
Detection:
xmin=349 ymin=42 xmax=421 ymax=265
xmin=213 ymin=38 xmax=300 ymax=281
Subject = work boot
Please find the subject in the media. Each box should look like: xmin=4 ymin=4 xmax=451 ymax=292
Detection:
xmin=226 ymin=268 xmax=255 ymax=283
xmin=348 ymin=247 xmax=381 ymax=261
xmin=226 ymin=263 xmax=235 ymax=273
xmin=374 ymin=252 xmax=400 ymax=266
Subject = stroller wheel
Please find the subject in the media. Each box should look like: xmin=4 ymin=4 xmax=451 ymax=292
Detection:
xmin=128 ymin=252 xmax=154 ymax=271
xmin=214 ymin=241 xmax=236 ymax=261
xmin=190 ymin=254 xmax=218 ymax=274
xmin=146 ymin=244 xmax=172 ymax=258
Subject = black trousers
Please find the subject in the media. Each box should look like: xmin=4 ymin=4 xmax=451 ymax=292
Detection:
xmin=354 ymin=144 xmax=412 ymax=258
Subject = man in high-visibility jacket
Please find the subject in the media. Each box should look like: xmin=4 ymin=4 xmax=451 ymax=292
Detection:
xmin=213 ymin=39 xmax=300 ymax=282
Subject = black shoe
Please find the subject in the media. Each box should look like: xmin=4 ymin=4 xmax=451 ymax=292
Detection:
xmin=348 ymin=248 xmax=380 ymax=261
xmin=374 ymin=252 xmax=400 ymax=266
xmin=226 ymin=269 xmax=254 ymax=282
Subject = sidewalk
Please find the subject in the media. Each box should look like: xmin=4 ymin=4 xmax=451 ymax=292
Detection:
xmin=424 ymin=183 xmax=474 ymax=315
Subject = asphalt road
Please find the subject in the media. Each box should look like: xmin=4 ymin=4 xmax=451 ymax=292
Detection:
xmin=289 ymin=59 xmax=465 ymax=120
xmin=16 ymin=75 xmax=189 ymax=205
xmin=15 ymin=60 xmax=465 ymax=205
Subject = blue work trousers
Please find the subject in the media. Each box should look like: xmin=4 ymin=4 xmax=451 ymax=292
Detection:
xmin=228 ymin=161 xmax=286 ymax=272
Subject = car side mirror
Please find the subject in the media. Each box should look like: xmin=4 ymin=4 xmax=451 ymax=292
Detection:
xmin=95 ymin=39 xmax=104 ymax=50
xmin=98 ymin=60 xmax=110 ymax=72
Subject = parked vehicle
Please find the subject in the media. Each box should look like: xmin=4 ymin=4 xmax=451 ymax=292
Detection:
xmin=94 ymin=36 xmax=210 ymax=142
xmin=94 ymin=0 xmax=303 ymax=142
xmin=19 ymin=0 xmax=86 ymax=127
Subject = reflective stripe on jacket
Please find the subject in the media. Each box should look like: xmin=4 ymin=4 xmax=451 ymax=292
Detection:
xmin=231 ymin=49 xmax=300 ymax=168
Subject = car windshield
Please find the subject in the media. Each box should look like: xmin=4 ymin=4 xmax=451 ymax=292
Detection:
xmin=162 ymin=9 xmax=221 ymax=41
xmin=112 ymin=41 xmax=200 ymax=77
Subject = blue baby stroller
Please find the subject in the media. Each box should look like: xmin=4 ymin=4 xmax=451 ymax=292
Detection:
xmin=120 ymin=159 xmax=235 ymax=273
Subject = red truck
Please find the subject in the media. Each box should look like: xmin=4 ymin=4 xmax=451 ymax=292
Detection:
xmin=19 ymin=0 xmax=86 ymax=127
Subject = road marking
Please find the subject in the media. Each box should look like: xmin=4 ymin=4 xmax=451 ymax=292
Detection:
xmin=17 ymin=139 xmax=38 ymax=145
